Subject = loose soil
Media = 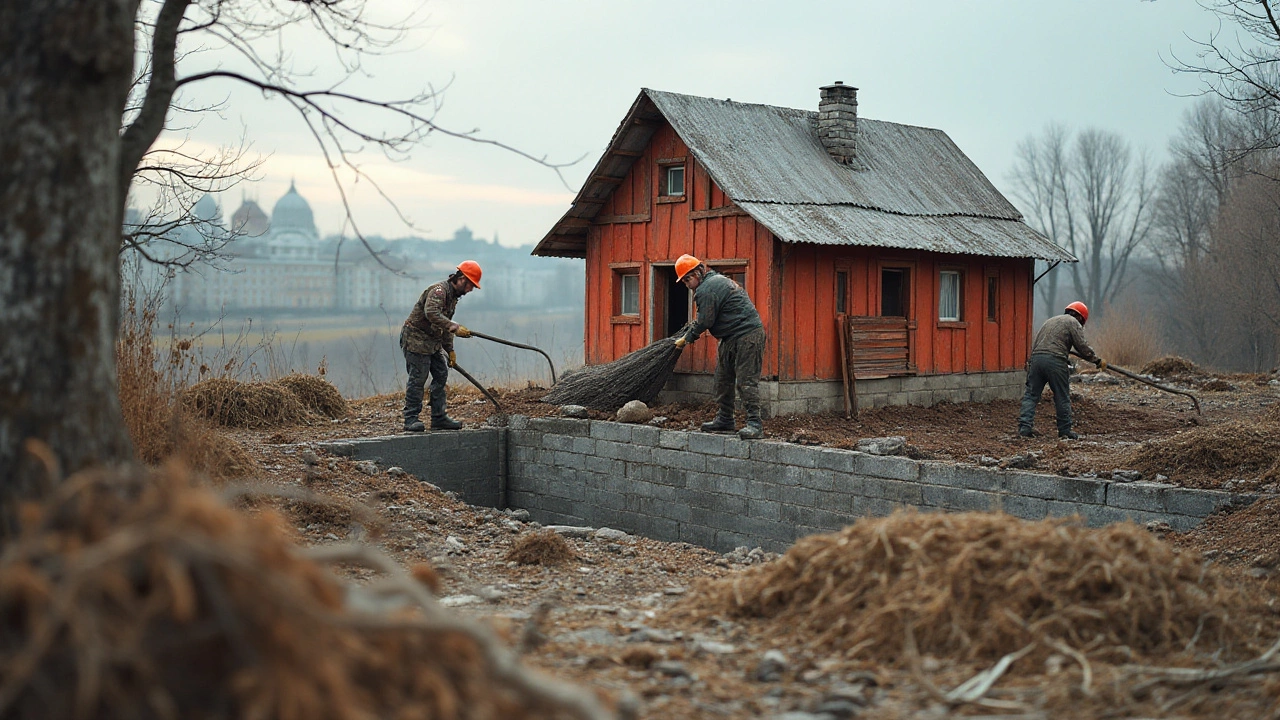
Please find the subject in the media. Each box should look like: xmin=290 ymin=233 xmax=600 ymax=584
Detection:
xmin=187 ymin=363 xmax=1280 ymax=719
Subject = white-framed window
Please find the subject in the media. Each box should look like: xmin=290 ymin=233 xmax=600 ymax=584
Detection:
xmin=620 ymin=273 xmax=640 ymax=315
xmin=664 ymin=165 xmax=685 ymax=196
xmin=939 ymin=270 xmax=961 ymax=321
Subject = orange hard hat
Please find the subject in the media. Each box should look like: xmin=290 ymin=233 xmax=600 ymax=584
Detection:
xmin=1064 ymin=301 xmax=1089 ymax=324
xmin=675 ymin=254 xmax=701 ymax=282
xmin=456 ymin=260 xmax=482 ymax=289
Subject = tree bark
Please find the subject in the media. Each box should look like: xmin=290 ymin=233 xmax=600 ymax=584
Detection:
xmin=0 ymin=0 xmax=139 ymax=531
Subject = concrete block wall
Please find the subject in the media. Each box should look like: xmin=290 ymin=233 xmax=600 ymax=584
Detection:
xmin=507 ymin=417 xmax=1254 ymax=553
xmin=658 ymin=370 xmax=1025 ymax=415
xmin=321 ymin=429 xmax=503 ymax=508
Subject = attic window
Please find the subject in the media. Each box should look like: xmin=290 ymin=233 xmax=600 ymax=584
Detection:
xmin=657 ymin=157 xmax=686 ymax=202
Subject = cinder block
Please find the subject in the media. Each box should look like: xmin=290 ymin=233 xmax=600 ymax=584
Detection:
xmin=540 ymin=430 xmax=570 ymax=448
xmin=775 ymin=443 xmax=819 ymax=468
xmin=571 ymin=437 xmax=597 ymax=455
xmin=679 ymin=524 xmax=718 ymax=548
xmin=590 ymin=440 xmax=626 ymax=460
xmin=815 ymin=448 xmax=857 ymax=473
xmin=552 ymin=451 xmax=586 ymax=471
xmin=864 ymin=477 xmax=925 ymax=504
xmin=746 ymin=480 xmax=779 ymax=501
xmin=507 ymin=430 xmax=541 ymax=447
xmin=851 ymin=495 xmax=912 ymax=517
xmin=1162 ymin=487 xmax=1242 ymax=518
xmin=831 ymin=473 xmax=868 ymax=496
xmin=853 ymin=453 xmax=920 ymax=482
xmin=921 ymin=485 xmax=997 ymax=512
xmin=996 ymin=493 xmax=1049 ymax=521
xmin=797 ymin=469 xmax=837 ymax=491
xmin=709 ymin=456 xmax=756 ymax=479
xmin=508 ymin=414 xmax=530 ymax=430
xmin=1005 ymin=472 xmax=1106 ymax=504
xmin=656 ymin=466 xmax=689 ymax=488
xmin=1106 ymin=482 xmax=1170 ymax=513
xmin=778 ymin=485 xmax=825 ymax=508
xmin=713 ymin=474 xmax=749 ymax=496
xmin=748 ymin=498 xmax=783 ymax=521
xmin=749 ymin=441 xmax=785 ymax=463
xmin=527 ymin=417 xmax=590 ymax=436
xmin=631 ymin=426 xmax=661 ymax=446
xmin=919 ymin=463 xmax=1003 ymax=492
xmin=655 ymin=447 xmax=707 ymax=472
xmin=688 ymin=433 xmax=726 ymax=455
xmin=721 ymin=438 xmax=752 ymax=458
xmin=736 ymin=515 xmax=797 ymax=544
xmin=659 ymin=430 xmax=689 ymax=450
xmin=584 ymin=455 xmax=624 ymax=477
xmin=589 ymin=421 xmax=632 ymax=443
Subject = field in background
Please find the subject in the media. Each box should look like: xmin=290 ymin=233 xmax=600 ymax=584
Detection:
xmin=165 ymin=308 xmax=584 ymax=397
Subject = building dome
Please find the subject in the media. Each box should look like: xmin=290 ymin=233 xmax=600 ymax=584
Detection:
xmin=271 ymin=181 xmax=317 ymax=237
xmin=231 ymin=198 xmax=269 ymax=237
xmin=193 ymin=193 xmax=221 ymax=223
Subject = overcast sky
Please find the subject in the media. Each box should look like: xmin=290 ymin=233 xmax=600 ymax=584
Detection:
xmin=164 ymin=0 xmax=1229 ymax=247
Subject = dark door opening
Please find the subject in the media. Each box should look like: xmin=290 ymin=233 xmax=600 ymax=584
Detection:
xmin=880 ymin=268 xmax=909 ymax=317
xmin=653 ymin=267 xmax=691 ymax=340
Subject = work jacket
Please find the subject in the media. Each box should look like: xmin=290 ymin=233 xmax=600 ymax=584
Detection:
xmin=1030 ymin=313 xmax=1099 ymax=364
xmin=402 ymin=280 xmax=459 ymax=355
xmin=682 ymin=270 xmax=763 ymax=344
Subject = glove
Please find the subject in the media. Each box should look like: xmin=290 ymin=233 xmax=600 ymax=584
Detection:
xmin=674 ymin=336 xmax=687 ymax=349
xmin=448 ymin=350 xmax=457 ymax=368
xmin=454 ymin=325 xmax=472 ymax=338
xmin=1096 ymin=358 xmax=1108 ymax=371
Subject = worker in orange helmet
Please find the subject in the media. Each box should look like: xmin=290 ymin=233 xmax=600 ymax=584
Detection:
xmin=1018 ymin=301 xmax=1105 ymax=440
xmin=399 ymin=260 xmax=482 ymax=432
xmin=673 ymin=254 xmax=767 ymax=440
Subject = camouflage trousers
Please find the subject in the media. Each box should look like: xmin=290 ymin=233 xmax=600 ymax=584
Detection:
xmin=714 ymin=327 xmax=766 ymax=421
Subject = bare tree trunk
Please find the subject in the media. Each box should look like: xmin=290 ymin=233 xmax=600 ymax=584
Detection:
xmin=0 ymin=0 xmax=139 ymax=530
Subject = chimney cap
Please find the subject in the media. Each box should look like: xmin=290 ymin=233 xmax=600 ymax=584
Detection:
xmin=820 ymin=81 xmax=858 ymax=91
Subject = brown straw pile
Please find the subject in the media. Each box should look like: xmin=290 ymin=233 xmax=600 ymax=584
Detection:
xmin=675 ymin=511 xmax=1255 ymax=664
xmin=1125 ymin=420 xmax=1280 ymax=489
xmin=275 ymin=373 xmax=350 ymax=419
xmin=0 ymin=463 xmax=607 ymax=720
xmin=504 ymin=529 xmax=578 ymax=566
xmin=1140 ymin=356 xmax=1203 ymax=377
xmin=182 ymin=377 xmax=314 ymax=428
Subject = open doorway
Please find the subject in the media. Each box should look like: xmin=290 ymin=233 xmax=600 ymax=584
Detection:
xmin=880 ymin=267 xmax=910 ymax=317
xmin=651 ymin=264 xmax=691 ymax=340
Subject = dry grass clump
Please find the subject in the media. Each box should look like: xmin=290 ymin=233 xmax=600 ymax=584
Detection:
xmin=1141 ymin=356 xmax=1203 ymax=377
xmin=117 ymin=300 xmax=256 ymax=481
xmin=276 ymin=372 xmax=350 ymax=419
xmin=182 ymin=377 xmax=314 ymax=429
xmin=675 ymin=511 xmax=1255 ymax=664
xmin=1125 ymin=420 xmax=1280 ymax=488
xmin=504 ymin=529 xmax=578 ymax=566
xmin=0 ymin=464 xmax=603 ymax=720
xmin=1090 ymin=304 xmax=1165 ymax=369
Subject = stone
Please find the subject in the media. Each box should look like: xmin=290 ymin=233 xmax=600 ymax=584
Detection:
xmin=507 ymin=508 xmax=531 ymax=521
xmin=616 ymin=400 xmax=654 ymax=424
xmin=560 ymin=404 xmax=590 ymax=418
xmin=855 ymin=436 xmax=906 ymax=456
xmin=649 ymin=416 xmax=668 ymax=426
xmin=628 ymin=627 xmax=677 ymax=643
xmin=968 ymin=454 xmax=1000 ymax=467
xmin=354 ymin=460 xmax=378 ymax=475
xmin=558 ymin=627 xmax=620 ymax=646
xmin=445 ymin=536 xmax=466 ymax=554
xmin=755 ymin=649 xmax=789 ymax=682
xmin=1111 ymin=469 xmax=1143 ymax=483
xmin=594 ymin=527 xmax=632 ymax=541
xmin=547 ymin=525 xmax=595 ymax=539
xmin=476 ymin=585 xmax=506 ymax=602
xmin=652 ymin=660 xmax=692 ymax=678
xmin=386 ymin=466 xmax=406 ymax=477
xmin=439 ymin=594 xmax=481 ymax=607
xmin=299 ymin=449 xmax=321 ymax=466
xmin=998 ymin=452 xmax=1038 ymax=470
xmin=694 ymin=640 xmax=738 ymax=655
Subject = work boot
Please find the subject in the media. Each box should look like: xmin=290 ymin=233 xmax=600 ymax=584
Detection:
xmin=738 ymin=419 xmax=764 ymax=440
xmin=700 ymin=414 xmax=735 ymax=433
xmin=1059 ymin=430 xmax=1080 ymax=440
xmin=1018 ymin=426 xmax=1034 ymax=438
xmin=403 ymin=419 xmax=425 ymax=433
xmin=432 ymin=415 xmax=463 ymax=430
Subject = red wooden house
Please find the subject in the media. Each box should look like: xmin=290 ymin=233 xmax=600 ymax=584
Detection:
xmin=533 ymin=84 xmax=1075 ymax=416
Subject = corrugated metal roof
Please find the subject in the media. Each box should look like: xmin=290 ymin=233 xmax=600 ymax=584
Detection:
xmin=533 ymin=89 xmax=1075 ymax=262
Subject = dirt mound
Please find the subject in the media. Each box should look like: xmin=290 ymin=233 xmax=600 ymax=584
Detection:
xmin=1200 ymin=378 xmax=1236 ymax=392
xmin=674 ymin=511 xmax=1254 ymax=664
xmin=1140 ymin=356 xmax=1202 ymax=377
xmin=505 ymin=529 xmax=578 ymax=565
xmin=1124 ymin=420 xmax=1280 ymax=489
xmin=182 ymin=377 xmax=314 ymax=428
xmin=276 ymin=373 xmax=350 ymax=419
xmin=0 ymin=464 xmax=603 ymax=719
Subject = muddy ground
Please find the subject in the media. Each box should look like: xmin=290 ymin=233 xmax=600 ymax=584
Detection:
xmin=222 ymin=365 xmax=1280 ymax=719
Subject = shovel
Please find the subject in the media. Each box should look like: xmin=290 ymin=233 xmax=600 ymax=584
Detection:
xmin=1073 ymin=353 xmax=1201 ymax=415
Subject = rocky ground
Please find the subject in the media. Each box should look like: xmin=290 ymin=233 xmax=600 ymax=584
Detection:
xmin=218 ymin=364 xmax=1280 ymax=719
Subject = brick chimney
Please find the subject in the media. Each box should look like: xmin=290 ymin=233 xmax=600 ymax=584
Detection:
xmin=818 ymin=81 xmax=858 ymax=164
